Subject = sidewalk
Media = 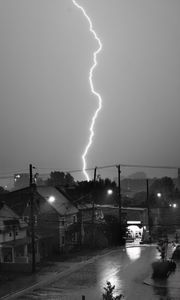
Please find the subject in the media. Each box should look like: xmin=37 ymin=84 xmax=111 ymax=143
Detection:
xmin=144 ymin=261 xmax=180 ymax=289
xmin=144 ymin=241 xmax=180 ymax=289
xmin=0 ymin=247 xmax=119 ymax=300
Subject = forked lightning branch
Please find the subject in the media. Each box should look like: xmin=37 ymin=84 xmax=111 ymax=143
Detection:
xmin=72 ymin=0 xmax=103 ymax=181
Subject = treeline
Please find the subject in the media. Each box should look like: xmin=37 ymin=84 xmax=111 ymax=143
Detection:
xmin=1 ymin=171 xmax=180 ymax=208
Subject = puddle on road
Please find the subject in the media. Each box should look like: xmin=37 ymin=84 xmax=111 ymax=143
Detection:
xmin=126 ymin=246 xmax=142 ymax=261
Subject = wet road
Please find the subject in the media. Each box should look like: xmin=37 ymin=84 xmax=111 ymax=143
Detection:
xmin=17 ymin=245 xmax=180 ymax=300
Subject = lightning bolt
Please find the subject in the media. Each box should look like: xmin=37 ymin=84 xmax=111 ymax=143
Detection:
xmin=72 ymin=0 xmax=103 ymax=181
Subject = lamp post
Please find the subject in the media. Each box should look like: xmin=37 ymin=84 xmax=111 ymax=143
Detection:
xmin=29 ymin=164 xmax=36 ymax=273
xmin=116 ymin=165 xmax=121 ymax=226
xmin=146 ymin=179 xmax=152 ymax=243
xmin=92 ymin=167 xmax=97 ymax=247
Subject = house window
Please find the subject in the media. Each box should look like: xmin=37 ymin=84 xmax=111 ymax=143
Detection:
xmin=73 ymin=215 xmax=76 ymax=223
xmin=62 ymin=236 xmax=65 ymax=245
xmin=15 ymin=231 xmax=18 ymax=236
xmin=72 ymin=233 xmax=76 ymax=242
xmin=61 ymin=218 xmax=65 ymax=226
xmin=9 ymin=232 xmax=12 ymax=237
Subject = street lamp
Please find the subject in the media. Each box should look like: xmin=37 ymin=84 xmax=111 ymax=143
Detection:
xmin=169 ymin=203 xmax=177 ymax=208
xmin=48 ymin=196 xmax=55 ymax=203
xmin=157 ymin=193 xmax=162 ymax=198
xmin=107 ymin=189 xmax=113 ymax=195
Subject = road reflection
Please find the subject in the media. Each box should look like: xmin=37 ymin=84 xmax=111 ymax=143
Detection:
xmin=97 ymin=254 xmax=125 ymax=297
xmin=16 ymin=247 xmax=180 ymax=300
xmin=126 ymin=246 xmax=141 ymax=261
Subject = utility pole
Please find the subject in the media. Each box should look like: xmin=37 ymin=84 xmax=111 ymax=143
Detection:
xmin=92 ymin=167 xmax=97 ymax=223
xmin=92 ymin=167 xmax=97 ymax=247
xmin=93 ymin=167 xmax=97 ymax=182
xmin=117 ymin=165 xmax=121 ymax=226
xmin=146 ymin=179 xmax=152 ymax=243
xmin=29 ymin=164 xmax=36 ymax=273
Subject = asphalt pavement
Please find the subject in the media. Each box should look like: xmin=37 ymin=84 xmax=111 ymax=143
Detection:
xmin=0 ymin=244 xmax=180 ymax=300
xmin=0 ymin=248 xmax=120 ymax=299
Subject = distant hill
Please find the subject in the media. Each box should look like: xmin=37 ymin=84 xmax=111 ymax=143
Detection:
xmin=128 ymin=172 xmax=147 ymax=179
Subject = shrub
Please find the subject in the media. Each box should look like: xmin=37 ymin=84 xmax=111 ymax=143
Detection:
xmin=152 ymin=260 xmax=176 ymax=278
xmin=102 ymin=281 xmax=124 ymax=300
xmin=156 ymin=239 xmax=168 ymax=261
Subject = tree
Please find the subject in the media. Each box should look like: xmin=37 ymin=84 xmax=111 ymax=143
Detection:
xmin=150 ymin=177 xmax=174 ymax=194
xmin=74 ymin=178 xmax=117 ymax=205
xmin=46 ymin=171 xmax=75 ymax=187
xmin=102 ymin=281 xmax=124 ymax=299
xmin=103 ymin=214 xmax=126 ymax=246
xmin=131 ymin=191 xmax=147 ymax=207
xmin=149 ymin=177 xmax=176 ymax=207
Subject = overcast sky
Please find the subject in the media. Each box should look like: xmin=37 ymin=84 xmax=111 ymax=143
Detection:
xmin=0 ymin=0 xmax=180 ymax=181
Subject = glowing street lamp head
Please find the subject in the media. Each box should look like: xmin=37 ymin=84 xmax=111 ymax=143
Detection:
xmin=107 ymin=189 xmax=113 ymax=195
xmin=48 ymin=196 xmax=55 ymax=203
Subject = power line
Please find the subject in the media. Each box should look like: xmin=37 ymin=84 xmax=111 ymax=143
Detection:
xmin=0 ymin=162 xmax=179 ymax=176
xmin=38 ymin=163 xmax=179 ymax=175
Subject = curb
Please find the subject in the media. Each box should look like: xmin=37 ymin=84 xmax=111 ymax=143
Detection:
xmin=144 ymin=275 xmax=180 ymax=289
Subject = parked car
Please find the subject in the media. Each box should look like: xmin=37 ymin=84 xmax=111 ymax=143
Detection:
xmin=172 ymin=245 xmax=180 ymax=259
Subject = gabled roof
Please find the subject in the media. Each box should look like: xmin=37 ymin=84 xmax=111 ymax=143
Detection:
xmin=1 ymin=187 xmax=31 ymax=216
xmin=37 ymin=186 xmax=78 ymax=216
xmin=2 ymin=186 xmax=78 ymax=217
xmin=0 ymin=203 xmax=27 ymax=230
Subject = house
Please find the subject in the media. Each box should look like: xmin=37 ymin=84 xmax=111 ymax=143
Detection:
xmin=36 ymin=186 xmax=79 ymax=253
xmin=151 ymin=206 xmax=180 ymax=238
xmin=0 ymin=202 xmax=29 ymax=265
xmin=96 ymin=204 xmax=127 ymax=223
xmin=97 ymin=205 xmax=149 ymax=241
xmin=75 ymin=203 xmax=106 ymax=247
xmin=77 ymin=203 xmax=104 ymax=224
xmin=1 ymin=186 xmax=79 ymax=259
